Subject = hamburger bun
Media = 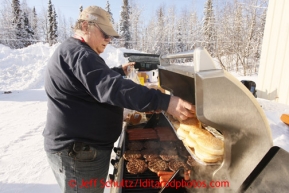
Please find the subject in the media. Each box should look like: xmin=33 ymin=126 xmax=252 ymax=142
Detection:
xmin=188 ymin=127 xmax=212 ymax=139
xmin=179 ymin=118 xmax=225 ymax=163
xmin=180 ymin=118 xmax=199 ymax=131
xmin=196 ymin=135 xmax=224 ymax=156
xmin=194 ymin=147 xmax=223 ymax=163
xmin=183 ymin=135 xmax=198 ymax=148
xmin=176 ymin=128 xmax=189 ymax=140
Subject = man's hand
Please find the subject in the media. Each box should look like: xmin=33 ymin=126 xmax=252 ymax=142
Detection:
xmin=122 ymin=62 xmax=135 ymax=75
xmin=166 ymin=95 xmax=195 ymax=121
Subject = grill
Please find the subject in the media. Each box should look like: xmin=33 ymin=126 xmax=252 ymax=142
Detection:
xmin=120 ymin=115 xmax=161 ymax=193
xmin=110 ymin=111 xmax=191 ymax=193
xmin=109 ymin=48 xmax=289 ymax=193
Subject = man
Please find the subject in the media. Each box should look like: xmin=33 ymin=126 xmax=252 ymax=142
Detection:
xmin=43 ymin=6 xmax=195 ymax=193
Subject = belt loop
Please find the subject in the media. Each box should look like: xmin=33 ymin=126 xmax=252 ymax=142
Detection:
xmin=68 ymin=143 xmax=75 ymax=157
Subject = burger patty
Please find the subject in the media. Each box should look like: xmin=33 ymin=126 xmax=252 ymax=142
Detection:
xmin=144 ymin=140 xmax=160 ymax=149
xmin=187 ymin=156 xmax=197 ymax=167
xmin=168 ymin=159 xmax=190 ymax=172
xmin=160 ymin=141 xmax=176 ymax=150
xmin=123 ymin=150 xmax=142 ymax=161
xmin=126 ymin=159 xmax=148 ymax=174
xmin=127 ymin=141 xmax=143 ymax=151
xmin=159 ymin=149 xmax=178 ymax=161
xmin=141 ymin=149 xmax=160 ymax=162
xmin=148 ymin=159 xmax=168 ymax=173
xmin=177 ymin=144 xmax=190 ymax=158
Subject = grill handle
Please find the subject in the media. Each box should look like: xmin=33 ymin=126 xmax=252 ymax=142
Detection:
xmin=110 ymin=159 xmax=119 ymax=169
xmin=113 ymin=147 xmax=121 ymax=157
xmin=109 ymin=174 xmax=115 ymax=181
xmin=159 ymin=50 xmax=194 ymax=66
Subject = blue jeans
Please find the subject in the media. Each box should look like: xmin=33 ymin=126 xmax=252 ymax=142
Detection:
xmin=46 ymin=143 xmax=112 ymax=193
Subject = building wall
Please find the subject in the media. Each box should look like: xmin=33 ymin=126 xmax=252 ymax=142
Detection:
xmin=257 ymin=0 xmax=289 ymax=105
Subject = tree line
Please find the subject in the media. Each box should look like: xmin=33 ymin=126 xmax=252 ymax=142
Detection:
xmin=0 ymin=0 xmax=73 ymax=48
xmin=0 ymin=0 xmax=268 ymax=75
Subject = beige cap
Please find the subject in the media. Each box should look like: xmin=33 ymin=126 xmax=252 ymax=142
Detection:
xmin=79 ymin=6 xmax=119 ymax=38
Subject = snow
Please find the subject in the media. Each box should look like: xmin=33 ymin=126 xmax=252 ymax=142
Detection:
xmin=1 ymin=42 xmax=289 ymax=193
xmin=0 ymin=42 xmax=138 ymax=193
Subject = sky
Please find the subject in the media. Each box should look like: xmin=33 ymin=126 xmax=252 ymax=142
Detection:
xmin=25 ymin=0 xmax=207 ymax=23
xmin=1 ymin=41 xmax=289 ymax=192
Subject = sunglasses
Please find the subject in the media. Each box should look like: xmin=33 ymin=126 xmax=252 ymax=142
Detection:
xmin=89 ymin=22 xmax=113 ymax=40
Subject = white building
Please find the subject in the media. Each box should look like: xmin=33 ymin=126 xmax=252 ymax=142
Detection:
xmin=257 ymin=0 xmax=289 ymax=105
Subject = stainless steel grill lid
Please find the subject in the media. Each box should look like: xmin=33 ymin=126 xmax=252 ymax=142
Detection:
xmin=194 ymin=48 xmax=272 ymax=190
xmin=159 ymin=48 xmax=273 ymax=191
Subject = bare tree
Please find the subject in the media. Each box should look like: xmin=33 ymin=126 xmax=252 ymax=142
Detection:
xmin=214 ymin=1 xmax=234 ymax=70
xmin=36 ymin=7 xmax=49 ymax=42
xmin=128 ymin=1 xmax=143 ymax=51
xmin=153 ymin=6 xmax=166 ymax=54
xmin=0 ymin=0 xmax=15 ymax=47
xmin=212 ymin=0 xmax=267 ymax=74
xmin=31 ymin=7 xmax=39 ymax=40
xmin=57 ymin=11 xmax=69 ymax=42
xmin=178 ymin=8 xmax=192 ymax=52
xmin=165 ymin=6 xmax=177 ymax=54
xmin=0 ymin=0 xmax=268 ymax=72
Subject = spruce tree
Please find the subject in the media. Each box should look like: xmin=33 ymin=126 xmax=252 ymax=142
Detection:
xmin=105 ymin=1 xmax=114 ymax=24
xmin=22 ymin=11 xmax=34 ymax=47
xmin=176 ymin=22 xmax=184 ymax=53
xmin=202 ymin=0 xmax=216 ymax=56
xmin=52 ymin=7 xmax=58 ymax=44
xmin=47 ymin=0 xmax=57 ymax=46
xmin=31 ymin=7 xmax=38 ymax=40
xmin=119 ymin=0 xmax=131 ymax=48
xmin=11 ymin=0 xmax=23 ymax=48
xmin=11 ymin=0 xmax=21 ymax=30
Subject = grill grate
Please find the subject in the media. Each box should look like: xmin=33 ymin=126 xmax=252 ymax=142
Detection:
xmin=119 ymin=113 xmax=186 ymax=193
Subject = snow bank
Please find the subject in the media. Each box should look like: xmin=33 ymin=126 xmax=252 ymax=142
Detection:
xmin=0 ymin=43 xmax=141 ymax=91
xmin=0 ymin=43 xmax=58 ymax=91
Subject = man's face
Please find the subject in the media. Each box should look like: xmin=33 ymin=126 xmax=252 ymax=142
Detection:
xmin=87 ymin=24 xmax=112 ymax=54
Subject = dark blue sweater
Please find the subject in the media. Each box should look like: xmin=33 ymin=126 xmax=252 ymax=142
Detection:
xmin=43 ymin=37 xmax=170 ymax=152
